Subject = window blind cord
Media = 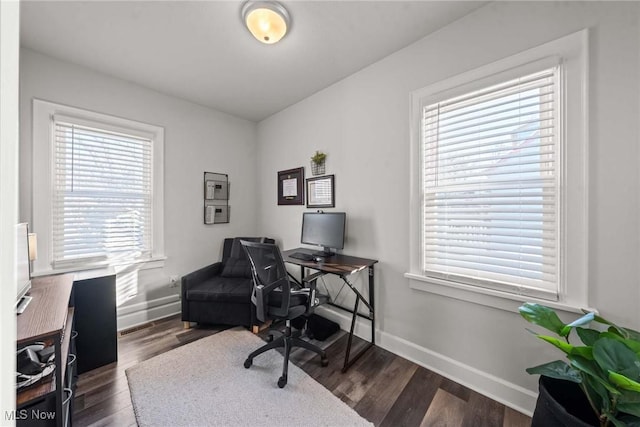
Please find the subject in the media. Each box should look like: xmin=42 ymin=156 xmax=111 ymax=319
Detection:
xmin=71 ymin=125 xmax=75 ymax=192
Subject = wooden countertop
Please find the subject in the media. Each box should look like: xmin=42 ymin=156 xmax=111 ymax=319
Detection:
xmin=17 ymin=274 xmax=74 ymax=344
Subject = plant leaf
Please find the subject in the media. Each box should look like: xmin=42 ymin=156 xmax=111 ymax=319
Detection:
xmin=610 ymin=371 xmax=640 ymax=392
xmin=626 ymin=328 xmax=640 ymax=342
xmin=607 ymin=415 xmax=627 ymax=427
xmin=606 ymin=414 xmax=628 ymax=427
xmin=582 ymin=374 xmax=608 ymax=414
xmin=601 ymin=332 xmax=640 ymax=354
xmin=538 ymin=335 xmax=573 ymax=353
xmin=593 ymin=338 xmax=640 ymax=381
xmin=617 ymin=414 xmax=640 ymax=427
xmin=577 ymin=327 xmax=601 ymax=347
xmin=572 ymin=346 xmax=594 ymax=360
xmin=519 ymin=303 xmax=566 ymax=335
xmin=570 ymin=355 xmax=621 ymax=395
xmin=617 ymin=389 xmax=640 ymax=417
xmin=537 ymin=335 xmax=593 ymax=359
xmin=591 ymin=314 xmax=640 ymax=341
xmin=526 ymin=360 xmax=582 ymax=383
xmin=561 ymin=312 xmax=595 ymax=337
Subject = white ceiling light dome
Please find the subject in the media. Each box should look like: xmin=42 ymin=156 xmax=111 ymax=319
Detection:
xmin=241 ymin=1 xmax=291 ymax=44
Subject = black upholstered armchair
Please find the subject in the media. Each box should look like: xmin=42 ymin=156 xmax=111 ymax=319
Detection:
xmin=181 ymin=237 xmax=274 ymax=329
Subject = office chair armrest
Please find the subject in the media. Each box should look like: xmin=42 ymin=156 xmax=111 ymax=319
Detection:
xmin=253 ymin=285 xmax=267 ymax=322
xmin=301 ymin=272 xmax=327 ymax=314
xmin=253 ymin=277 xmax=290 ymax=322
xmin=302 ymin=271 xmax=326 ymax=285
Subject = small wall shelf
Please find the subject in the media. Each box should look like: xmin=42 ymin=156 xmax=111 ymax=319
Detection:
xmin=204 ymin=172 xmax=229 ymax=224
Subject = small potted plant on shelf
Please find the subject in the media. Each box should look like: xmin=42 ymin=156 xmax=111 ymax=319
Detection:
xmin=310 ymin=151 xmax=327 ymax=176
xmin=519 ymin=303 xmax=640 ymax=427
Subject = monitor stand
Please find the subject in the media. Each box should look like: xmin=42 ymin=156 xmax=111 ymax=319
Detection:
xmin=16 ymin=295 xmax=33 ymax=315
xmin=311 ymin=247 xmax=335 ymax=257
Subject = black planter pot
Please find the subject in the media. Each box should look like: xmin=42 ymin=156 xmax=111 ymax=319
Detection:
xmin=531 ymin=376 xmax=600 ymax=427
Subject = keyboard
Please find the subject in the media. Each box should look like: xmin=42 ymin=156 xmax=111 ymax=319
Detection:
xmin=289 ymin=252 xmax=314 ymax=261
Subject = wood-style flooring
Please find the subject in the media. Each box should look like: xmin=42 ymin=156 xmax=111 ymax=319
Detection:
xmin=72 ymin=315 xmax=531 ymax=427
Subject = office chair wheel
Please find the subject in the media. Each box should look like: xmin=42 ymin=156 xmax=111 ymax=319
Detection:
xmin=277 ymin=376 xmax=287 ymax=388
xmin=244 ymin=358 xmax=252 ymax=369
xmin=321 ymin=357 xmax=329 ymax=367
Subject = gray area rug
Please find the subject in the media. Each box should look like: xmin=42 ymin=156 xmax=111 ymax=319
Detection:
xmin=126 ymin=328 xmax=373 ymax=427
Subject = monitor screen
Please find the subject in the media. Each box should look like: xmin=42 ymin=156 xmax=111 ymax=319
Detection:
xmin=301 ymin=212 xmax=346 ymax=256
xmin=15 ymin=223 xmax=32 ymax=309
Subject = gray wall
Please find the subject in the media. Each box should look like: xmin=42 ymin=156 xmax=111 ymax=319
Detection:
xmin=256 ymin=1 xmax=640 ymax=413
xmin=19 ymin=49 xmax=259 ymax=329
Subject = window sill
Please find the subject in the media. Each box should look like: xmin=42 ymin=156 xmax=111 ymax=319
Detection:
xmin=404 ymin=272 xmax=595 ymax=315
xmin=32 ymin=256 xmax=166 ymax=277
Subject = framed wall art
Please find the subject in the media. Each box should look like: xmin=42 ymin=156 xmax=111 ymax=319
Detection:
xmin=306 ymin=174 xmax=334 ymax=208
xmin=277 ymin=167 xmax=305 ymax=205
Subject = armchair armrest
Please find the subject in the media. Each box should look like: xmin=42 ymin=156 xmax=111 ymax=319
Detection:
xmin=181 ymin=261 xmax=224 ymax=322
xmin=181 ymin=262 xmax=223 ymax=292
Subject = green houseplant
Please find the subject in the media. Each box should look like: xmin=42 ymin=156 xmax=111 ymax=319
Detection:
xmin=519 ymin=303 xmax=640 ymax=426
xmin=310 ymin=151 xmax=327 ymax=176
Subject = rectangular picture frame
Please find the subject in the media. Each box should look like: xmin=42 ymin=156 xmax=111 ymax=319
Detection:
xmin=306 ymin=174 xmax=335 ymax=208
xmin=277 ymin=167 xmax=305 ymax=205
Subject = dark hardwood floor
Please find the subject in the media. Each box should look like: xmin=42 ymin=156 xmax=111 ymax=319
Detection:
xmin=72 ymin=315 xmax=531 ymax=427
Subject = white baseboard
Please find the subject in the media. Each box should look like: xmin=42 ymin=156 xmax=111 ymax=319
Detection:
xmin=315 ymin=305 xmax=537 ymax=416
xmin=117 ymin=294 xmax=181 ymax=331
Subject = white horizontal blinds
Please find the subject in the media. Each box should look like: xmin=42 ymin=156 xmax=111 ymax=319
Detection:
xmin=422 ymin=67 xmax=559 ymax=299
xmin=52 ymin=118 xmax=153 ymax=266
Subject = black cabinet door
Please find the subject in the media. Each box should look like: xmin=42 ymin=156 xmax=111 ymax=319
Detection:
xmin=73 ymin=274 xmax=117 ymax=374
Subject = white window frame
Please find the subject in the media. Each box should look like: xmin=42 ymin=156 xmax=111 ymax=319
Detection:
xmin=32 ymin=99 xmax=165 ymax=275
xmin=405 ymin=30 xmax=589 ymax=313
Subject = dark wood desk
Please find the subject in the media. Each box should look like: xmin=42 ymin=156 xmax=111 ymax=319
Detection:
xmin=282 ymin=248 xmax=378 ymax=372
xmin=17 ymin=274 xmax=74 ymax=427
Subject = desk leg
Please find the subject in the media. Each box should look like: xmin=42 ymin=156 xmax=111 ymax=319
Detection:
xmin=369 ymin=266 xmax=375 ymax=346
xmin=55 ymin=334 xmax=63 ymax=427
xmin=343 ymin=297 xmax=359 ymax=371
xmin=341 ymin=265 xmax=376 ymax=372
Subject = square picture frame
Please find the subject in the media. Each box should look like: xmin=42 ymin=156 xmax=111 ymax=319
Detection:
xmin=277 ymin=167 xmax=304 ymax=205
xmin=306 ymin=175 xmax=335 ymax=208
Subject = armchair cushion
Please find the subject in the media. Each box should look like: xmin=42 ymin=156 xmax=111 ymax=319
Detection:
xmin=186 ymin=277 xmax=251 ymax=304
xmin=220 ymin=257 xmax=251 ymax=278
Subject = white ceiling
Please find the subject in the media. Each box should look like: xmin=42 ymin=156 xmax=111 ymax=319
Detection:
xmin=20 ymin=1 xmax=487 ymax=122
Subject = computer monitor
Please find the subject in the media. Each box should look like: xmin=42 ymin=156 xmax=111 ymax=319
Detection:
xmin=301 ymin=212 xmax=346 ymax=257
xmin=15 ymin=223 xmax=32 ymax=314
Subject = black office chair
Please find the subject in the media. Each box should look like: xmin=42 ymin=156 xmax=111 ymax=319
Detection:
xmin=240 ymin=240 xmax=328 ymax=388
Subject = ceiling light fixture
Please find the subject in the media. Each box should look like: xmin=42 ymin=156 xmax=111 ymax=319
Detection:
xmin=241 ymin=1 xmax=290 ymax=45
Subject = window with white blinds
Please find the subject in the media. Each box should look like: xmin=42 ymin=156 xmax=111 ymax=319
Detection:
xmin=420 ymin=67 xmax=559 ymax=300
xmin=52 ymin=117 xmax=153 ymax=267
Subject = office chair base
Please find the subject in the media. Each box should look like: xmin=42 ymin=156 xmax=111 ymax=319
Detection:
xmin=277 ymin=376 xmax=287 ymax=388
xmin=243 ymin=345 xmax=327 ymax=369
xmin=243 ymin=327 xmax=328 ymax=388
